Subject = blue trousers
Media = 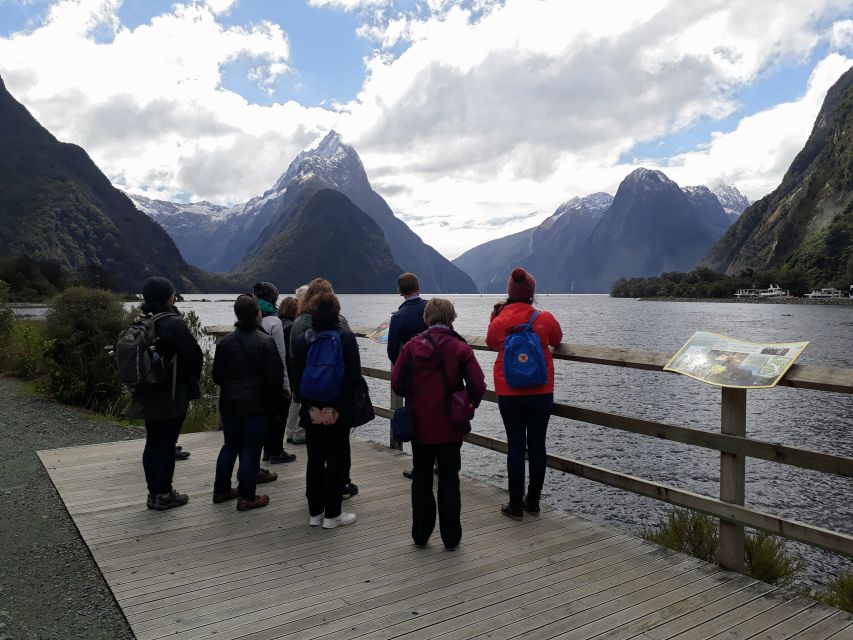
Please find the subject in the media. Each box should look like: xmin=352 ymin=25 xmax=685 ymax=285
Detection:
xmin=498 ymin=394 xmax=553 ymax=508
xmin=215 ymin=412 xmax=268 ymax=499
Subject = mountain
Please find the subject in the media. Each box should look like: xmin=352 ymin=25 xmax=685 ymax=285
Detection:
xmin=451 ymin=227 xmax=535 ymax=293
xmin=682 ymin=185 xmax=733 ymax=238
xmin=453 ymin=192 xmax=612 ymax=292
xmin=234 ymin=188 xmax=401 ymax=293
xmin=711 ymin=184 xmax=750 ymax=222
xmin=703 ymin=65 xmax=853 ymax=287
xmin=0 ymin=75 xmax=227 ymax=293
xmin=134 ymin=132 xmax=478 ymax=292
xmin=571 ymin=169 xmax=718 ymax=292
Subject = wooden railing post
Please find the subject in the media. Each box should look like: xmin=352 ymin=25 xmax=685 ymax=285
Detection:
xmin=719 ymin=387 xmax=747 ymax=571
xmin=389 ymin=388 xmax=403 ymax=450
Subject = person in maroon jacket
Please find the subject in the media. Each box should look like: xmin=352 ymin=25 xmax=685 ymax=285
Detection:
xmin=391 ymin=298 xmax=486 ymax=551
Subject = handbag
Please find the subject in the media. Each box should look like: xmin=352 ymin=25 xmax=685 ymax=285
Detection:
xmin=391 ymin=351 xmax=414 ymax=442
xmin=351 ymin=375 xmax=376 ymax=428
xmin=424 ymin=333 xmax=475 ymax=424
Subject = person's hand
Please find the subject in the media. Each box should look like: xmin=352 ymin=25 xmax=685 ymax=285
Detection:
xmin=491 ymin=301 xmax=505 ymax=320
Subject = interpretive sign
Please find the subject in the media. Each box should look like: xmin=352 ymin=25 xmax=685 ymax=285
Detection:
xmin=664 ymin=331 xmax=809 ymax=389
xmin=367 ymin=321 xmax=390 ymax=344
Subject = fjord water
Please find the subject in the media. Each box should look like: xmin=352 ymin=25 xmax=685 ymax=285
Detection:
xmin=186 ymin=293 xmax=852 ymax=585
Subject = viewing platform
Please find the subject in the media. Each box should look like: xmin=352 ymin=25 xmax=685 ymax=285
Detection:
xmin=39 ymin=432 xmax=852 ymax=640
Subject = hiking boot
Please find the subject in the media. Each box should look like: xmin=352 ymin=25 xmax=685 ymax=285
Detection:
xmin=175 ymin=446 xmax=190 ymax=461
xmin=269 ymin=451 xmax=297 ymax=464
xmin=309 ymin=513 xmax=324 ymax=526
xmin=522 ymin=496 xmax=540 ymax=516
xmin=213 ymin=488 xmax=238 ymax=504
xmin=237 ymin=495 xmax=269 ymax=511
xmin=291 ymin=437 xmax=306 ymax=445
xmin=146 ymin=493 xmax=156 ymax=509
xmin=501 ymin=503 xmax=523 ymax=521
xmin=341 ymin=482 xmax=359 ymax=499
xmin=322 ymin=512 xmax=357 ymax=529
xmin=257 ymin=468 xmax=278 ymax=483
xmin=150 ymin=490 xmax=189 ymax=511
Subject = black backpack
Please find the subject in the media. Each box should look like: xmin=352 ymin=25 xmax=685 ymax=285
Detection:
xmin=113 ymin=312 xmax=176 ymax=389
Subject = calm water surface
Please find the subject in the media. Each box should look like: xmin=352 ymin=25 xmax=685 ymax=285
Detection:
xmin=183 ymin=293 xmax=852 ymax=586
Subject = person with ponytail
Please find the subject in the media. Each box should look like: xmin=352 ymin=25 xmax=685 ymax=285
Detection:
xmin=486 ymin=268 xmax=563 ymax=521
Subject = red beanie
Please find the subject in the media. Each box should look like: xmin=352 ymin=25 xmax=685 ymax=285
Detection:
xmin=507 ymin=267 xmax=535 ymax=301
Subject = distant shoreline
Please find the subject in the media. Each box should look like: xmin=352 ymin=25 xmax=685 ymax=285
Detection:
xmin=637 ymin=296 xmax=853 ymax=306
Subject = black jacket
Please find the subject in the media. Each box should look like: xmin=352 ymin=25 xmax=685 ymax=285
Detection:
xmin=387 ymin=297 xmax=428 ymax=364
xmin=123 ymin=303 xmax=204 ymax=420
xmin=212 ymin=323 xmax=284 ymax=416
xmin=291 ymin=320 xmax=361 ymax=421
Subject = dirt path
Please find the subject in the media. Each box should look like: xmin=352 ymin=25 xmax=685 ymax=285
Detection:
xmin=0 ymin=378 xmax=144 ymax=640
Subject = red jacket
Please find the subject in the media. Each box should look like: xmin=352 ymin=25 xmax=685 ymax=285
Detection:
xmin=391 ymin=327 xmax=486 ymax=444
xmin=486 ymin=302 xmax=563 ymax=396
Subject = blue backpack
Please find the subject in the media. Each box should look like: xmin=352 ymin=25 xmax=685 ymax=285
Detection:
xmin=502 ymin=311 xmax=547 ymax=388
xmin=300 ymin=330 xmax=345 ymax=403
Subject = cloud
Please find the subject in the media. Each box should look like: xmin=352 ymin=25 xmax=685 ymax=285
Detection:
xmin=307 ymin=0 xmax=390 ymax=11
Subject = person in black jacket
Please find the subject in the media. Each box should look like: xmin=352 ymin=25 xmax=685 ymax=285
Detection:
xmin=124 ymin=276 xmax=203 ymax=511
xmin=212 ymin=294 xmax=285 ymax=511
xmin=387 ymin=272 xmax=428 ymax=480
xmin=291 ymin=291 xmax=360 ymax=529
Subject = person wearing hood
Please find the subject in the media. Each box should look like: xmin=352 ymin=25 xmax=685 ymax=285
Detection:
xmin=391 ymin=298 xmax=486 ymax=550
xmin=124 ymin=276 xmax=203 ymax=511
xmin=253 ymin=281 xmax=296 ymax=465
xmin=487 ymin=268 xmax=563 ymax=521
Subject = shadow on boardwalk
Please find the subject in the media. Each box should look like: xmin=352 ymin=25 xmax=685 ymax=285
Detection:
xmin=37 ymin=429 xmax=853 ymax=640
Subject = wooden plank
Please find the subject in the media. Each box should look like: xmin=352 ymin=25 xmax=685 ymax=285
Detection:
xmin=748 ymin=607 xmax=848 ymax=640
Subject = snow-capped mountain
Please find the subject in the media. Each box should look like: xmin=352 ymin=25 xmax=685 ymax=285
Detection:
xmin=710 ymin=184 xmax=750 ymax=221
xmin=682 ymin=185 xmax=733 ymax=238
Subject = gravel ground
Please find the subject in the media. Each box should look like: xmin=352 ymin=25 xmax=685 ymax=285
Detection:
xmin=0 ymin=378 xmax=143 ymax=640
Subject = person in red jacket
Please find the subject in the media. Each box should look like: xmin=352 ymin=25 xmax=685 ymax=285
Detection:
xmin=391 ymin=298 xmax=486 ymax=550
xmin=486 ymin=268 xmax=563 ymax=521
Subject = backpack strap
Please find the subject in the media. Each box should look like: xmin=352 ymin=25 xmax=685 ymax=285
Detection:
xmin=510 ymin=310 xmax=540 ymax=333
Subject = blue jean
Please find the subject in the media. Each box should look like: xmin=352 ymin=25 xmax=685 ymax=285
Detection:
xmin=498 ymin=394 xmax=553 ymax=508
xmin=215 ymin=412 xmax=268 ymax=499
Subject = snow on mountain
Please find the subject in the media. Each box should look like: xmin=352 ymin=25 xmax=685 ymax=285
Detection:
xmin=710 ymin=184 xmax=750 ymax=220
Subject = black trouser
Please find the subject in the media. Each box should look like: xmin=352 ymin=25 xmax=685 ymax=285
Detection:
xmin=143 ymin=414 xmax=186 ymax=495
xmin=264 ymin=395 xmax=291 ymax=457
xmin=411 ymin=441 xmax=462 ymax=548
xmin=305 ymin=424 xmax=349 ymax=518
xmin=498 ymin=393 xmax=553 ymax=508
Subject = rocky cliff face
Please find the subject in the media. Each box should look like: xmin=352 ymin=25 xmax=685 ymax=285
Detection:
xmin=0 ymin=75 xmax=227 ymax=292
xmin=703 ymin=65 xmax=853 ymax=287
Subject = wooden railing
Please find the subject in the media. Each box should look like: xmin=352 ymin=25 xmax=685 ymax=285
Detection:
xmin=206 ymin=324 xmax=853 ymax=572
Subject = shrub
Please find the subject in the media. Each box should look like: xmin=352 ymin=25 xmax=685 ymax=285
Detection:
xmin=744 ymin=531 xmax=802 ymax=587
xmin=643 ymin=509 xmax=719 ymax=563
xmin=0 ymin=280 xmax=15 ymax=345
xmin=644 ymin=508 xmax=803 ymax=586
xmin=43 ymin=287 xmax=130 ymax=413
xmin=821 ymin=573 xmax=853 ymax=613
xmin=181 ymin=309 xmax=218 ymax=432
xmin=1 ymin=321 xmax=48 ymax=380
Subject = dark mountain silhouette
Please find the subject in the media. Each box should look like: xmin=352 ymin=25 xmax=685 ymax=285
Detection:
xmin=234 ymin=189 xmax=401 ymax=293
xmin=0 ymin=75 xmax=228 ymax=292
xmin=703 ymin=65 xmax=853 ymax=288
xmin=682 ymin=185 xmax=733 ymax=238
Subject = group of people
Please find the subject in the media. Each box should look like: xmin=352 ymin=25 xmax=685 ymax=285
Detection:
xmin=126 ymin=265 xmax=563 ymax=548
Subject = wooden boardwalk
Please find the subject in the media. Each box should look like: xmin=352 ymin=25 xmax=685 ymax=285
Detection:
xmin=39 ymin=431 xmax=853 ymax=640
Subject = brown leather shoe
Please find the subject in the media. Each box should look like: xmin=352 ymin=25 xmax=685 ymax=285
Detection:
xmin=212 ymin=488 xmax=238 ymax=504
xmin=256 ymin=468 xmax=278 ymax=483
xmin=237 ymin=495 xmax=270 ymax=511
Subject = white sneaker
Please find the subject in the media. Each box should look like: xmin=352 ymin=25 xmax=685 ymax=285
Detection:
xmin=309 ymin=514 xmax=324 ymax=526
xmin=322 ymin=512 xmax=357 ymax=529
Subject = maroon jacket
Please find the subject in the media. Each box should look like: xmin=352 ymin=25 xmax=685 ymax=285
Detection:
xmin=391 ymin=327 xmax=486 ymax=444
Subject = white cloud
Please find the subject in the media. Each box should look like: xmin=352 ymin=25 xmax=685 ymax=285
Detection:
xmin=0 ymin=0 xmax=851 ymax=259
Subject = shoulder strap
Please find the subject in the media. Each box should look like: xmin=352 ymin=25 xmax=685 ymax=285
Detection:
xmin=424 ymin=332 xmax=460 ymax=394
xmin=525 ymin=310 xmax=540 ymax=329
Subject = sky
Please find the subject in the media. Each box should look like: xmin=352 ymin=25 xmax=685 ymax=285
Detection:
xmin=1 ymin=0 xmax=852 ymax=259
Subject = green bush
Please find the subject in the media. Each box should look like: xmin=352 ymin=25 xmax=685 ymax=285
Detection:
xmin=744 ymin=531 xmax=802 ymax=587
xmin=643 ymin=509 xmax=719 ymax=563
xmin=43 ymin=287 xmax=130 ymax=413
xmin=1 ymin=321 xmax=48 ymax=380
xmin=821 ymin=573 xmax=853 ymax=613
xmin=644 ymin=508 xmax=803 ymax=586
xmin=0 ymin=280 xmax=15 ymax=345
xmin=181 ymin=309 xmax=218 ymax=432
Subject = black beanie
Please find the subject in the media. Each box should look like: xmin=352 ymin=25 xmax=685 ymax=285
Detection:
xmin=252 ymin=281 xmax=279 ymax=305
xmin=142 ymin=276 xmax=175 ymax=304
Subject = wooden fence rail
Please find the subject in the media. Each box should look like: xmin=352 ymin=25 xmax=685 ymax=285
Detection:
xmin=205 ymin=325 xmax=853 ymax=571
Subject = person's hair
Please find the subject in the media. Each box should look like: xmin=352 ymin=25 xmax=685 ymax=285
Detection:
xmin=423 ymin=298 xmax=456 ymax=327
xmin=298 ymin=277 xmax=333 ymax=314
xmin=234 ymin=294 xmax=259 ymax=325
xmin=398 ymin=272 xmax=419 ymax=296
xmin=294 ymin=285 xmax=309 ymax=301
xmin=278 ymin=296 xmax=298 ymax=320
xmin=309 ymin=292 xmax=341 ymax=328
